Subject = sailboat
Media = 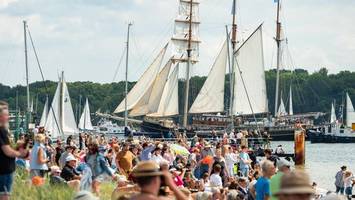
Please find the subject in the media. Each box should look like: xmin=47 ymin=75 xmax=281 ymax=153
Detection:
xmin=78 ymin=98 xmax=94 ymax=131
xmin=45 ymin=71 xmax=78 ymax=139
xmin=39 ymin=96 xmax=49 ymax=127
xmin=309 ymin=94 xmax=355 ymax=143
xmin=277 ymin=93 xmax=287 ymax=116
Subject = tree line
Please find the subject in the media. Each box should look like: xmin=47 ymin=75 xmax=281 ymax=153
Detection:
xmin=1 ymin=68 xmax=354 ymax=121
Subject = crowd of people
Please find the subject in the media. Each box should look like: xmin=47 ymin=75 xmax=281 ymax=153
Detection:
xmin=0 ymin=100 xmax=353 ymax=200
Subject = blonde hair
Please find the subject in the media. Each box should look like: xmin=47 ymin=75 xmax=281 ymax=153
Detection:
xmin=34 ymin=134 xmax=46 ymax=144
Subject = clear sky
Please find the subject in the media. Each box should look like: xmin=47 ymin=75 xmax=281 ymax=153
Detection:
xmin=0 ymin=0 xmax=354 ymax=86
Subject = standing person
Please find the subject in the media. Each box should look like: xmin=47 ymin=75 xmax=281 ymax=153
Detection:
xmin=224 ymin=146 xmax=238 ymax=177
xmin=255 ymin=160 xmax=275 ymax=200
xmin=264 ymin=149 xmax=278 ymax=167
xmin=335 ymin=165 xmax=347 ymax=194
xmin=344 ymin=171 xmax=354 ymax=200
xmin=209 ymin=164 xmax=223 ymax=188
xmin=239 ymin=145 xmax=252 ymax=177
xmin=270 ymin=158 xmax=291 ymax=200
xmin=85 ymin=139 xmax=116 ymax=194
xmin=0 ymin=106 xmax=28 ymax=200
xmin=30 ymin=134 xmax=49 ymax=178
xmin=116 ymin=143 xmax=134 ymax=177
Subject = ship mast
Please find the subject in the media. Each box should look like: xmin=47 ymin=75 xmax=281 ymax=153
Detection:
xmin=124 ymin=23 xmax=132 ymax=127
xmin=23 ymin=20 xmax=31 ymax=132
xmin=182 ymin=0 xmax=194 ymax=127
xmin=60 ymin=71 xmax=64 ymax=139
xmin=229 ymin=0 xmax=238 ymax=129
xmin=274 ymin=0 xmax=282 ymax=116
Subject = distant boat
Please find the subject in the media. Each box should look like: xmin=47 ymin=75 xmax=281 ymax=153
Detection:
xmin=39 ymin=96 xmax=49 ymax=127
xmin=309 ymin=93 xmax=355 ymax=143
xmin=45 ymin=71 xmax=78 ymax=139
xmin=78 ymin=98 xmax=94 ymax=131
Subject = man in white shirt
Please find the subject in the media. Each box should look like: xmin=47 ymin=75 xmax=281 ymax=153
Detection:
xmin=210 ymin=164 xmax=223 ymax=188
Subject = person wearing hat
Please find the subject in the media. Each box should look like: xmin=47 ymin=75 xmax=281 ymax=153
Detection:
xmin=29 ymin=133 xmax=49 ymax=178
xmin=59 ymin=145 xmax=75 ymax=169
xmin=60 ymin=155 xmax=81 ymax=182
xmin=130 ymin=161 xmax=187 ymax=200
xmin=274 ymin=170 xmax=315 ymax=200
xmin=334 ymin=165 xmax=347 ymax=194
xmin=270 ymin=158 xmax=292 ymax=200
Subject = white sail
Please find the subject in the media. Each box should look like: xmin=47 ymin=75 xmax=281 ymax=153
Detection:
xmin=114 ymin=44 xmax=168 ymax=113
xmin=79 ymin=98 xmax=93 ymax=130
xmin=289 ymin=86 xmax=293 ymax=115
xmin=129 ymin=59 xmax=173 ymax=117
xmin=330 ymin=103 xmax=337 ymax=124
xmin=232 ymin=25 xmax=268 ymax=115
xmin=189 ymin=40 xmax=228 ymax=113
xmin=39 ymin=97 xmax=48 ymax=127
xmin=172 ymin=0 xmax=200 ymax=62
xmin=148 ymin=66 xmax=179 ymax=117
xmin=346 ymin=93 xmax=355 ymax=127
xmin=45 ymin=73 xmax=78 ymax=138
xmin=278 ymin=97 xmax=287 ymax=116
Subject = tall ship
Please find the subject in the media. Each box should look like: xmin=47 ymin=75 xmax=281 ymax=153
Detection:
xmin=104 ymin=0 xmax=320 ymax=140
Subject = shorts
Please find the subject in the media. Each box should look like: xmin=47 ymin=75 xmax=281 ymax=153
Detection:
xmin=0 ymin=173 xmax=14 ymax=195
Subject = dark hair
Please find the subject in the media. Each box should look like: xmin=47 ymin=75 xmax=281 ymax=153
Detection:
xmin=228 ymin=181 xmax=238 ymax=190
xmin=241 ymin=145 xmax=247 ymax=149
xmin=135 ymin=176 xmax=158 ymax=187
xmin=264 ymin=149 xmax=272 ymax=155
xmin=213 ymin=164 xmax=221 ymax=173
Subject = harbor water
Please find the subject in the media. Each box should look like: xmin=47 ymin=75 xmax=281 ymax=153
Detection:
xmin=270 ymin=141 xmax=355 ymax=191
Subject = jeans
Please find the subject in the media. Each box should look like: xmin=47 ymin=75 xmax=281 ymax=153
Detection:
xmin=0 ymin=173 xmax=14 ymax=195
xmin=345 ymin=187 xmax=352 ymax=200
xmin=240 ymin=168 xmax=249 ymax=177
xmin=335 ymin=186 xmax=344 ymax=194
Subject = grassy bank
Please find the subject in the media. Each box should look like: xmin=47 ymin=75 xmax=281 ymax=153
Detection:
xmin=12 ymin=169 xmax=115 ymax=200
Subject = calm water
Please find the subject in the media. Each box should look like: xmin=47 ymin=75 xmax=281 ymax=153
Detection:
xmin=270 ymin=141 xmax=355 ymax=191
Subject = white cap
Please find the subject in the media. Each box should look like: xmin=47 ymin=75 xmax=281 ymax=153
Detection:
xmin=277 ymin=158 xmax=292 ymax=169
xmin=65 ymin=155 xmax=77 ymax=162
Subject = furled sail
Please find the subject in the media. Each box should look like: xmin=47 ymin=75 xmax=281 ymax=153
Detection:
xmin=78 ymin=98 xmax=93 ymax=130
xmin=129 ymin=59 xmax=173 ymax=117
xmin=346 ymin=93 xmax=355 ymax=127
xmin=330 ymin=103 xmax=337 ymax=124
xmin=39 ymin=96 xmax=49 ymax=127
xmin=277 ymin=97 xmax=287 ymax=116
xmin=232 ymin=25 xmax=268 ymax=115
xmin=289 ymin=86 xmax=293 ymax=115
xmin=114 ymin=44 xmax=168 ymax=113
xmin=147 ymin=66 xmax=179 ymax=117
xmin=189 ymin=40 xmax=228 ymax=113
xmin=171 ymin=0 xmax=200 ymax=62
xmin=45 ymin=72 xmax=78 ymax=138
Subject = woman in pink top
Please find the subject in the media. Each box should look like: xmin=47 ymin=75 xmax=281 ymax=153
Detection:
xmin=170 ymin=168 xmax=186 ymax=187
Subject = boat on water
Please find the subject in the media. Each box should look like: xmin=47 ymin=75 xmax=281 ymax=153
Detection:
xmin=92 ymin=118 xmax=125 ymax=135
xmin=309 ymin=93 xmax=355 ymax=143
xmin=78 ymin=98 xmax=94 ymax=132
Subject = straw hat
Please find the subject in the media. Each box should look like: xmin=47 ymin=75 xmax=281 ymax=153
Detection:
xmin=132 ymin=161 xmax=164 ymax=177
xmin=277 ymin=158 xmax=292 ymax=169
xmin=274 ymin=170 xmax=315 ymax=196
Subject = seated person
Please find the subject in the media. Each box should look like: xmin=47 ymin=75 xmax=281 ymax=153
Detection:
xmin=61 ymin=155 xmax=81 ymax=182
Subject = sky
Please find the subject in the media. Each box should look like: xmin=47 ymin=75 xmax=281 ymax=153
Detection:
xmin=0 ymin=0 xmax=355 ymax=86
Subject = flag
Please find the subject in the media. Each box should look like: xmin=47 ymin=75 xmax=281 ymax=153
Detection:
xmin=231 ymin=0 xmax=237 ymax=15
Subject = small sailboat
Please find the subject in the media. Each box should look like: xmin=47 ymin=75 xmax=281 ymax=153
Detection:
xmin=78 ymin=98 xmax=94 ymax=131
xmin=39 ymin=96 xmax=49 ymax=127
xmin=45 ymin=71 xmax=78 ymax=139
xmin=346 ymin=93 xmax=355 ymax=128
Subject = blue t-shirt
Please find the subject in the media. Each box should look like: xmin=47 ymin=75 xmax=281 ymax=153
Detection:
xmin=255 ymin=176 xmax=271 ymax=200
xmin=239 ymin=152 xmax=250 ymax=169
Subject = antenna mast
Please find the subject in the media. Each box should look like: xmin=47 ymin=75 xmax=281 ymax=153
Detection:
xmin=23 ymin=20 xmax=31 ymax=131
xmin=274 ymin=0 xmax=282 ymax=116
xmin=182 ymin=0 xmax=194 ymax=127
xmin=229 ymin=0 xmax=238 ymax=129
xmin=124 ymin=23 xmax=133 ymax=127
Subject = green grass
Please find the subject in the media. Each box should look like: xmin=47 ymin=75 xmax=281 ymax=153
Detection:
xmin=12 ymin=169 xmax=115 ymax=200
